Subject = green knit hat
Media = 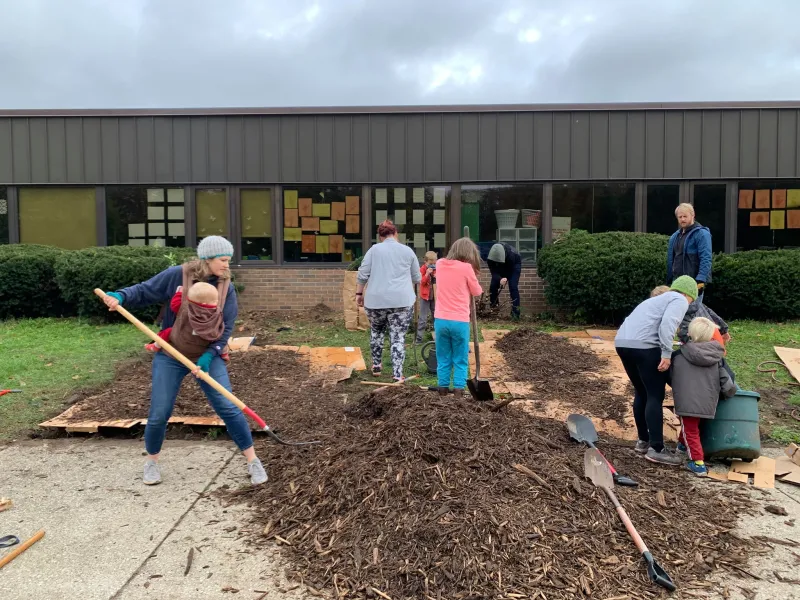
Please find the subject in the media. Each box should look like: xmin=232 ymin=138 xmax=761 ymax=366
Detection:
xmin=670 ymin=275 xmax=698 ymax=301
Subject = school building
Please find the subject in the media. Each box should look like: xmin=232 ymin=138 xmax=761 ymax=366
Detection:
xmin=1 ymin=102 xmax=799 ymax=312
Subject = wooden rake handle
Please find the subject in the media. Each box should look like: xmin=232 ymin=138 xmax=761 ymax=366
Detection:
xmin=0 ymin=529 xmax=45 ymax=570
xmin=93 ymin=289 xmax=267 ymax=430
xmin=602 ymin=486 xmax=649 ymax=554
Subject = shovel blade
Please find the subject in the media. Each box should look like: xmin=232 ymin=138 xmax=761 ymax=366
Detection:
xmin=467 ymin=377 xmax=494 ymax=402
xmin=583 ymin=447 xmax=614 ymax=490
xmin=643 ymin=551 xmax=676 ymax=592
xmin=566 ymin=413 xmax=599 ymax=445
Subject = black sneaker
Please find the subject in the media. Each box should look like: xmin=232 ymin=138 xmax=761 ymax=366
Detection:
xmin=645 ymin=447 xmax=683 ymax=466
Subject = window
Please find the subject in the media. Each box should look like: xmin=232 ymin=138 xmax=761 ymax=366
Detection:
xmin=646 ymin=184 xmax=680 ymax=236
xmin=240 ymin=189 xmax=273 ymax=261
xmin=736 ymin=181 xmax=800 ymax=251
xmin=461 ymin=184 xmax=542 ymax=264
xmin=107 ymin=187 xmax=186 ymax=247
xmin=283 ymin=186 xmax=363 ymax=263
xmin=371 ymin=186 xmax=450 ymax=260
xmin=0 ymin=187 xmax=8 ymax=244
xmin=196 ymin=189 xmax=228 ymax=244
xmin=692 ymin=184 xmax=726 ymax=254
xmin=552 ymin=183 xmax=635 ymax=239
xmin=19 ymin=188 xmax=97 ymax=249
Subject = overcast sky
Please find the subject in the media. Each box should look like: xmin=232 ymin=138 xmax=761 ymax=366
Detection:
xmin=1 ymin=0 xmax=799 ymax=109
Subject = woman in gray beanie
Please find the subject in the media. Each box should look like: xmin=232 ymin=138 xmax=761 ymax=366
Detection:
xmin=102 ymin=236 xmax=268 ymax=487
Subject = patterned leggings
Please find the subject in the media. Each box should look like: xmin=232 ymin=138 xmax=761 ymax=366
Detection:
xmin=364 ymin=307 xmax=413 ymax=379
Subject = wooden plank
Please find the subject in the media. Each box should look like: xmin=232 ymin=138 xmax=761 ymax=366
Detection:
xmin=774 ymin=346 xmax=800 ymax=383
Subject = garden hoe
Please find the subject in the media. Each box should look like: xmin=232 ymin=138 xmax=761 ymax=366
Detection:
xmin=463 ymin=226 xmax=493 ymax=402
xmin=584 ymin=448 xmax=676 ymax=592
xmin=566 ymin=413 xmax=637 ymax=487
xmin=94 ymin=289 xmax=320 ymax=447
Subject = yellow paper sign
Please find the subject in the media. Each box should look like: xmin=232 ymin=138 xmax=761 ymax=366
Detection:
xmin=283 ymin=227 xmax=302 ymax=241
xmin=283 ymin=190 xmax=298 ymax=209
xmin=320 ymin=220 xmax=339 ymax=234
xmin=770 ymin=210 xmax=786 ymax=230
xmin=788 ymin=189 xmax=800 ymax=208
xmin=312 ymin=203 xmax=331 ymax=218
xmin=316 ymin=235 xmax=330 ymax=253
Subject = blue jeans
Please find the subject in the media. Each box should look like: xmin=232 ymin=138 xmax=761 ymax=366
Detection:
xmin=146 ymin=352 xmax=254 ymax=455
xmin=435 ymin=318 xmax=471 ymax=389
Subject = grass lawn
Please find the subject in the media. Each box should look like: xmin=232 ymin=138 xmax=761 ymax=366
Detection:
xmin=0 ymin=318 xmax=148 ymax=442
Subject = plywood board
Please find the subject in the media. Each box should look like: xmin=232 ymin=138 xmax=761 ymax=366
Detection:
xmin=345 ymin=196 xmax=360 ymax=215
xmin=284 ymin=208 xmax=299 ymax=228
xmin=738 ymin=189 xmax=754 ymax=209
xmin=788 ymin=210 xmax=800 ymax=229
xmin=772 ymin=189 xmax=787 ymax=208
xmin=302 ymin=235 xmax=316 ymax=253
xmin=346 ymin=215 xmax=360 ymax=234
xmin=774 ymin=346 xmax=800 ymax=383
xmin=331 ymin=202 xmax=346 ymax=221
xmin=298 ymin=197 xmax=313 ymax=217
xmin=329 ymin=235 xmax=343 ymax=254
xmin=755 ymin=189 xmax=771 ymax=209
xmin=312 ymin=203 xmax=331 ymax=218
xmin=320 ymin=220 xmax=339 ymax=234
xmin=750 ymin=212 xmax=770 ymax=227
xmin=301 ymin=216 xmax=320 ymax=231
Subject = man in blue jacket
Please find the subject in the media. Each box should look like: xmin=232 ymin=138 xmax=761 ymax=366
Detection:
xmin=666 ymin=203 xmax=712 ymax=302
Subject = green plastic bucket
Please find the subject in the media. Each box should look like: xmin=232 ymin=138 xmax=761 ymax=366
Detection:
xmin=699 ymin=389 xmax=761 ymax=461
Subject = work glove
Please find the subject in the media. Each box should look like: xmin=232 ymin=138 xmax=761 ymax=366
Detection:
xmin=196 ymin=351 xmax=214 ymax=373
xmin=697 ymin=282 xmax=705 ymax=292
xmin=107 ymin=292 xmax=124 ymax=305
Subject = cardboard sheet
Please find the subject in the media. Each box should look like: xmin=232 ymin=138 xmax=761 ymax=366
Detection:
xmin=732 ymin=456 xmax=776 ymax=489
xmin=228 ymin=337 xmax=255 ymax=352
xmin=788 ymin=443 xmax=800 ymax=466
xmin=708 ymin=470 xmax=730 ymax=482
xmin=774 ymin=346 xmax=800 ymax=383
xmin=728 ymin=472 xmax=749 ymax=484
xmin=308 ymin=346 xmax=366 ymax=372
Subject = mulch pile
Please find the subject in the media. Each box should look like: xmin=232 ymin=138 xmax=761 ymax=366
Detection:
xmin=223 ymin=364 xmax=757 ymax=600
xmin=68 ymin=350 xmax=315 ymax=423
xmin=237 ymin=304 xmax=337 ymax=345
xmin=495 ymin=328 xmax=629 ymax=422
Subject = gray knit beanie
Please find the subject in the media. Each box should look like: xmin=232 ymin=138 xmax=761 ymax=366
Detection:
xmin=197 ymin=235 xmax=234 ymax=259
xmin=487 ymin=243 xmax=505 ymax=263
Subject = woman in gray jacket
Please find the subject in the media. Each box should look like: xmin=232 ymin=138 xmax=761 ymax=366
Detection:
xmin=356 ymin=220 xmax=421 ymax=382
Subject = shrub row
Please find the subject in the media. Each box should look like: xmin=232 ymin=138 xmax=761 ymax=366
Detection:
xmin=537 ymin=230 xmax=800 ymax=323
xmin=0 ymin=245 xmax=196 ymax=320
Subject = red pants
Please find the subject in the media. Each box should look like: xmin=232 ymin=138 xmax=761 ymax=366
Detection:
xmin=679 ymin=416 xmax=704 ymax=462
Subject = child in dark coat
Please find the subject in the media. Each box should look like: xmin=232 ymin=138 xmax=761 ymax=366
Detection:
xmin=670 ymin=317 xmax=737 ymax=477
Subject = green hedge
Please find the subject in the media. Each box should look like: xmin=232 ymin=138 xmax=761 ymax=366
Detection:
xmin=537 ymin=230 xmax=800 ymax=323
xmin=537 ymin=230 xmax=669 ymax=323
xmin=705 ymin=250 xmax=800 ymax=320
xmin=0 ymin=244 xmax=66 ymax=319
xmin=54 ymin=246 xmax=196 ymax=319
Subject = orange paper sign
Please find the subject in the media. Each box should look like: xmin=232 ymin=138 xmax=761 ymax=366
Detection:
xmin=284 ymin=208 xmax=299 ymax=228
xmin=298 ymin=198 xmax=313 ymax=217
xmin=755 ymin=189 xmax=770 ymax=209
xmin=772 ymin=189 xmax=787 ymax=208
xmin=738 ymin=190 xmax=754 ymax=209
xmin=788 ymin=210 xmax=800 ymax=229
xmin=346 ymin=196 xmax=360 ymax=215
xmin=302 ymin=217 xmax=320 ymax=231
xmin=749 ymin=212 xmax=769 ymax=227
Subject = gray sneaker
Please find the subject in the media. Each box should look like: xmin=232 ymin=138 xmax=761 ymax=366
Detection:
xmin=645 ymin=447 xmax=683 ymax=466
xmin=248 ymin=458 xmax=268 ymax=485
xmin=143 ymin=459 xmax=162 ymax=485
xmin=634 ymin=440 xmax=649 ymax=454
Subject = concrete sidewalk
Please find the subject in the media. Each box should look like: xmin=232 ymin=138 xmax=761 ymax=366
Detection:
xmin=0 ymin=439 xmax=308 ymax=600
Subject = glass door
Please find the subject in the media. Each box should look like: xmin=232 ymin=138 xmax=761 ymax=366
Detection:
xmin=691 ymin=184 xmax=726 ymax=254
xmin=645 ymin=183 xmax=681 ymax=236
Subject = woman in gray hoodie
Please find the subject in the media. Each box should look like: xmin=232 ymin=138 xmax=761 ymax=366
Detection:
xmin=615 ymin=275 xmax=698 ymax=466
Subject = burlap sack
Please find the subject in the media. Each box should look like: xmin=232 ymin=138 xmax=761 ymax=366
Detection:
xmin=343 ymin=271 xmax=369 ymax=331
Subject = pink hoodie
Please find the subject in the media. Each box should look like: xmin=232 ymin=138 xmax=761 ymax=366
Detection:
xmin=433 ymin=259 xmax=483 ymax=323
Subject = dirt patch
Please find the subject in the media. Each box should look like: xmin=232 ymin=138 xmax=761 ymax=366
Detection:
xmin=223 ymin=384 xmax=755 ymax=600
xmin=68 ymin=350 xmax=316 ymax=428
xmin=236 ymin=305 xmax=337 ymax=345
xmin=753 ymin=386 xmax=800 ymax=441
xmin=495 ymin=328 xmax=629 ymax=422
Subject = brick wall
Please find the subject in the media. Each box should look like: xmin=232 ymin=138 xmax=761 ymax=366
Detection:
xmin=234 ymin=267 xmax=548 ymax=314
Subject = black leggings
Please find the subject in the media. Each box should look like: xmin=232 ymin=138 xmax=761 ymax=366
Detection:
xmin=616 ymin=347 xmax=669 ymax=452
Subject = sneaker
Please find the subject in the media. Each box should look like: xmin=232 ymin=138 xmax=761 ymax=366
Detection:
xmin=686 ymin=460 xmax=708 ymax=477
xmin=675 ymin=442 xmax=688 ymax=456
xmin=645 ymin=447 xmax=684 ymax=466
xmin=143 ymin=459 xmax=162 ymax=485
xmin=634 ymin=440 xmax=649 ymax=454
xmin=453 ymin=389 xmax=464 ymax=399
xmin=248 ymin=458 xmax=268 ymax=485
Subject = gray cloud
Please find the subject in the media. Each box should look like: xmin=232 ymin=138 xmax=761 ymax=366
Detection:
xmin=0 ymin=0 xmax=798 ymax=108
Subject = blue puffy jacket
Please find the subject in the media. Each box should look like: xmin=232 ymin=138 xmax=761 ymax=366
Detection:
xmin=666 ymin=223 xmax=712 ymax=285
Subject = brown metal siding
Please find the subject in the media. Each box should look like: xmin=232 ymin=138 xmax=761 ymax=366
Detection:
xmin=2 ymin=108 xmax=800 ymax=185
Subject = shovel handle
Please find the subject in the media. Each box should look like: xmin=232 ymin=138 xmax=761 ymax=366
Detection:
xmin=0 ymin=529 xmax=44 ymax=570
xmin=602 ymin=487 xmax=648 ymax=554
xmin=93 ymin=289 xmax=266 ymax=430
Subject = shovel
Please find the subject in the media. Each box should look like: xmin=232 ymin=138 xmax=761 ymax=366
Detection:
xmin=94 ymin=289 xmax=320 ymax=447
xmin=463 ymin=226 xmax=493 ymax=402
xmin=584 ymin=448 xmax=676 ymax=592
xmin=567 ymin=413 xmax=638 ymax=487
